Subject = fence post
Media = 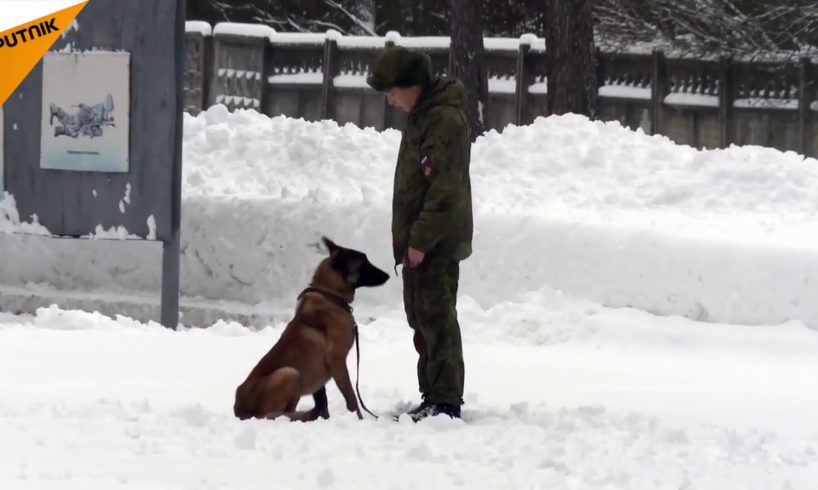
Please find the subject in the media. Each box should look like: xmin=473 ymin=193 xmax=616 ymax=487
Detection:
xmin=514 ymin=39 xmax=531 ymax=126
xmin=650 ymin=49 xmax=665 ymax=136
xmin=260 ymin=35 xmax=273 ymax=116
xmin=320 ymin=31 xmax=340 ymax=120
xmin=208 ymin=32 xmax=221 ymax=110
xmin=447 ymin=37 xmax=455 ymax=79
xmin=202 ymin=30 xmax=214 ymax=110
xmin=799 ymin=57 xmax=813 ymax=157
xmin=718 ymin=56 xmax=735 ymax=148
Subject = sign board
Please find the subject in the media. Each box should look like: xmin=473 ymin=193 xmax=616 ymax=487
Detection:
xmin=4 ymin=0 xmax=180 ymax=241
xmin=40 ymin=51 xmax=130 ymax=172
xmin=2 ymin=0 xmax=184 ymax=328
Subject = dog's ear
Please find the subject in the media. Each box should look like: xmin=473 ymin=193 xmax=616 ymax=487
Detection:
xmin=321 ymin=236 xmax=338 ymax=255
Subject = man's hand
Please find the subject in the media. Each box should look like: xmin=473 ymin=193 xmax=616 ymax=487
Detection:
xmin=405 ymin=246 xmax=425 ymax=268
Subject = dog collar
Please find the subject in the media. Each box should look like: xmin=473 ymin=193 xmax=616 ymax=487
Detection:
xmin=297 ymin=286 xmax=353 ymax=313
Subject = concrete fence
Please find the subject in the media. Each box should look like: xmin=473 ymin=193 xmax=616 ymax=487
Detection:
xmin=184 ymin=21 xmax=818 ymax=157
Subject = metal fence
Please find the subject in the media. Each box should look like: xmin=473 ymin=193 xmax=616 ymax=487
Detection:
xmin=184 ymin=22 xmax=817 ymax=157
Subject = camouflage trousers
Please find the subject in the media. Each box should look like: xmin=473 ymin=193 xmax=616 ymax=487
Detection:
xmin=402 ymin=255 xmax=465 ymax=406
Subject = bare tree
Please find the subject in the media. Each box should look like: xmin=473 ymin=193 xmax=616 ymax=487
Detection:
xmin=449 ymin=0 xmax=490 ymax=140
xmin=543 ymin=0 xmax=598 ymax=117
xmin=594 ymin=0 xmax=818 ymax=60
xmin=185 ymin=0 xmax=378 ymax=35
xmin=481 ymin=0 xmax=543 ymax=37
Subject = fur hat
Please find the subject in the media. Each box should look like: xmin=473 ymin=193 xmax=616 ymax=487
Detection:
xmin=366 ymin=46 xmax=433 ymax=91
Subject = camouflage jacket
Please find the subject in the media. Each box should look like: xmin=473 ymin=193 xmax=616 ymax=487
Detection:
xmin=392 ymin=77 xmax=473 ymax=267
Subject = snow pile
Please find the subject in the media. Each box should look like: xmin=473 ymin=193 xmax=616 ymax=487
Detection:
xmin=0 ymin=193 xmax=51 ymax=235
xmin=2 ymin=105 xmax=818 ymax=329
xmin=475 ymin=115 xmax=818 ymax=224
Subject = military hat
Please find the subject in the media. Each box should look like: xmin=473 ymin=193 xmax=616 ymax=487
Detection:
xmin=366 ymin=46 xmax=433 ymax=91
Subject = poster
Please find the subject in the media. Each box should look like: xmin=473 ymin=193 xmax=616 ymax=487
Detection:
xmin=39 ymin=51 xmax=129 ymax=172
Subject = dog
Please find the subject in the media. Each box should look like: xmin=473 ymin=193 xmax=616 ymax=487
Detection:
xmin=233 ymin=236 xmax=390 ymax=422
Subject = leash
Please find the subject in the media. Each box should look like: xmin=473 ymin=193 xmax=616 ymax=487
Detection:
xmin=352 ymin=318 xmax=379 ymax=420
xmin=298 ymin=286 xmax=379 ymax=420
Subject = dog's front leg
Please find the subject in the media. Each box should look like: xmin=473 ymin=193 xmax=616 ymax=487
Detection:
xmin=311 ymin=386 xmax=330 ymax=419
xmin=328 ymin=357 xmax=363 ymax=420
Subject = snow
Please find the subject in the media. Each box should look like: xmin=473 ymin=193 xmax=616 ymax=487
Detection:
xmin=337 ymin=35 xmax=386 ymax=49
xmin=3 ymin=107 xmax=818 ymax=330
xmin=119 ymin=183 xmax=132 ymax=213
xmin=482 ymin=34 xmax=547 ymax=52
xmin=1 ymin=297 xmax=817 ymax=488
xmin=647 ymin=93 xmax=809 ymax=111
xmin=213 ymin=22 xmax=274 ymax=39
xmin=484 ymin=37 xmax=523 ymax=51
xmin=2 ymin=103 xmax=818 ymax=487
xmin=384 ymin=31 xmax=401 ymax=44
xmin=213 ymin=95 xmax=260 ymax=109
xmin=60 ymin=18 xmax=79 ymax=39
xmin=325 ymin=29 xmax=342 ymax=43
xmin=268 ymin=72 xmax=323 ymax=85
xmin=665 ymin=92 xmax=720 ymax=107
xmin=269 ymin=32 xmax=325 ymax=45
xmin=395 ymin=36 xmax=450 ymax=49
xmin=0 ymin=193 xmax=50 ymax=236
xmin=599 ymin=84 xmax=652 ymax=100
xmin=529 ymin=82 xmax=547 ymax=94
xmin=218 ymin=69 xmax=261 ymax=81
xmin=488 ymin=76 xmax=516 ymax=94
xmin=197 ymin=24 xmax=544 ymax=53
xmin=83 ymin=224 xmax=141 ymax=241
xmin=333 ymin=74 xmax=370 ymax=88
xmin=519 ymin=33 xmax=546 ymax=51
xmin=146 ymin=215 xmax=157 ymax=241
xmin=184 ymin=21 xmax=211 ymax=36
xmin=734 ymin=98 xmax=799 ymax=110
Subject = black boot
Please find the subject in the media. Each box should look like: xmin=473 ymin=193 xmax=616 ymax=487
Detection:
xmin=406 ymin=393 xmax=432 ymax=415
xmin=410 ymin=402 xmax=461 ymax=422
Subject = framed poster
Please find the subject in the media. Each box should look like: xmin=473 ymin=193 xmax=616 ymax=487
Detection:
xmin=39 ymin=51 xmax=130 ymax=172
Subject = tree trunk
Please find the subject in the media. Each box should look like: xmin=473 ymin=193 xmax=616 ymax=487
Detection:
xmin=543 ymin=0 xmax=598 ymax=117
xmin=449 ymin=0 xmax=490 ymax=141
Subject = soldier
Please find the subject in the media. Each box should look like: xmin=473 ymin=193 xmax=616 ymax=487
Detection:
xmin=366 ymin=46 xmax=473 ymax=422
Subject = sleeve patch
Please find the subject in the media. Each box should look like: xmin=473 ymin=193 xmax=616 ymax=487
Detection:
xmin=420 ymin=155 xmax=432 ymax=178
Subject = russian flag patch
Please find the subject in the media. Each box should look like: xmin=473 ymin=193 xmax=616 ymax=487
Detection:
xmin=420 ymin=155 xmax=432 ymax=179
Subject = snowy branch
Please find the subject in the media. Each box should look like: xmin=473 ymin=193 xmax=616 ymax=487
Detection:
xmin=594 ymin=0 xmax=818 ymax=60
xmin=324 ymin=0 xmax=376 ymax=36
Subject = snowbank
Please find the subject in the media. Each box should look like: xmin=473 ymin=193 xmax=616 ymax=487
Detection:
xmin=2 ymin=105 xmax=818 ymax=329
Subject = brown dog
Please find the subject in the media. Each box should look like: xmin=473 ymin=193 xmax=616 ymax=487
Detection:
xmin=233 ymin=237 xmax=390 ymax=422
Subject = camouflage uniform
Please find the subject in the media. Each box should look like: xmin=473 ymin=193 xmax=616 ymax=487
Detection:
xmin=367 ymin=47 xmax=473 ymax=409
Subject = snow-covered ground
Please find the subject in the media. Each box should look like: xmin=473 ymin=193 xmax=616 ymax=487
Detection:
xmin=1 ymin=299 xmax=817 ymax=489
xmin=2 ymin=106 xmax=818 ymax=488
